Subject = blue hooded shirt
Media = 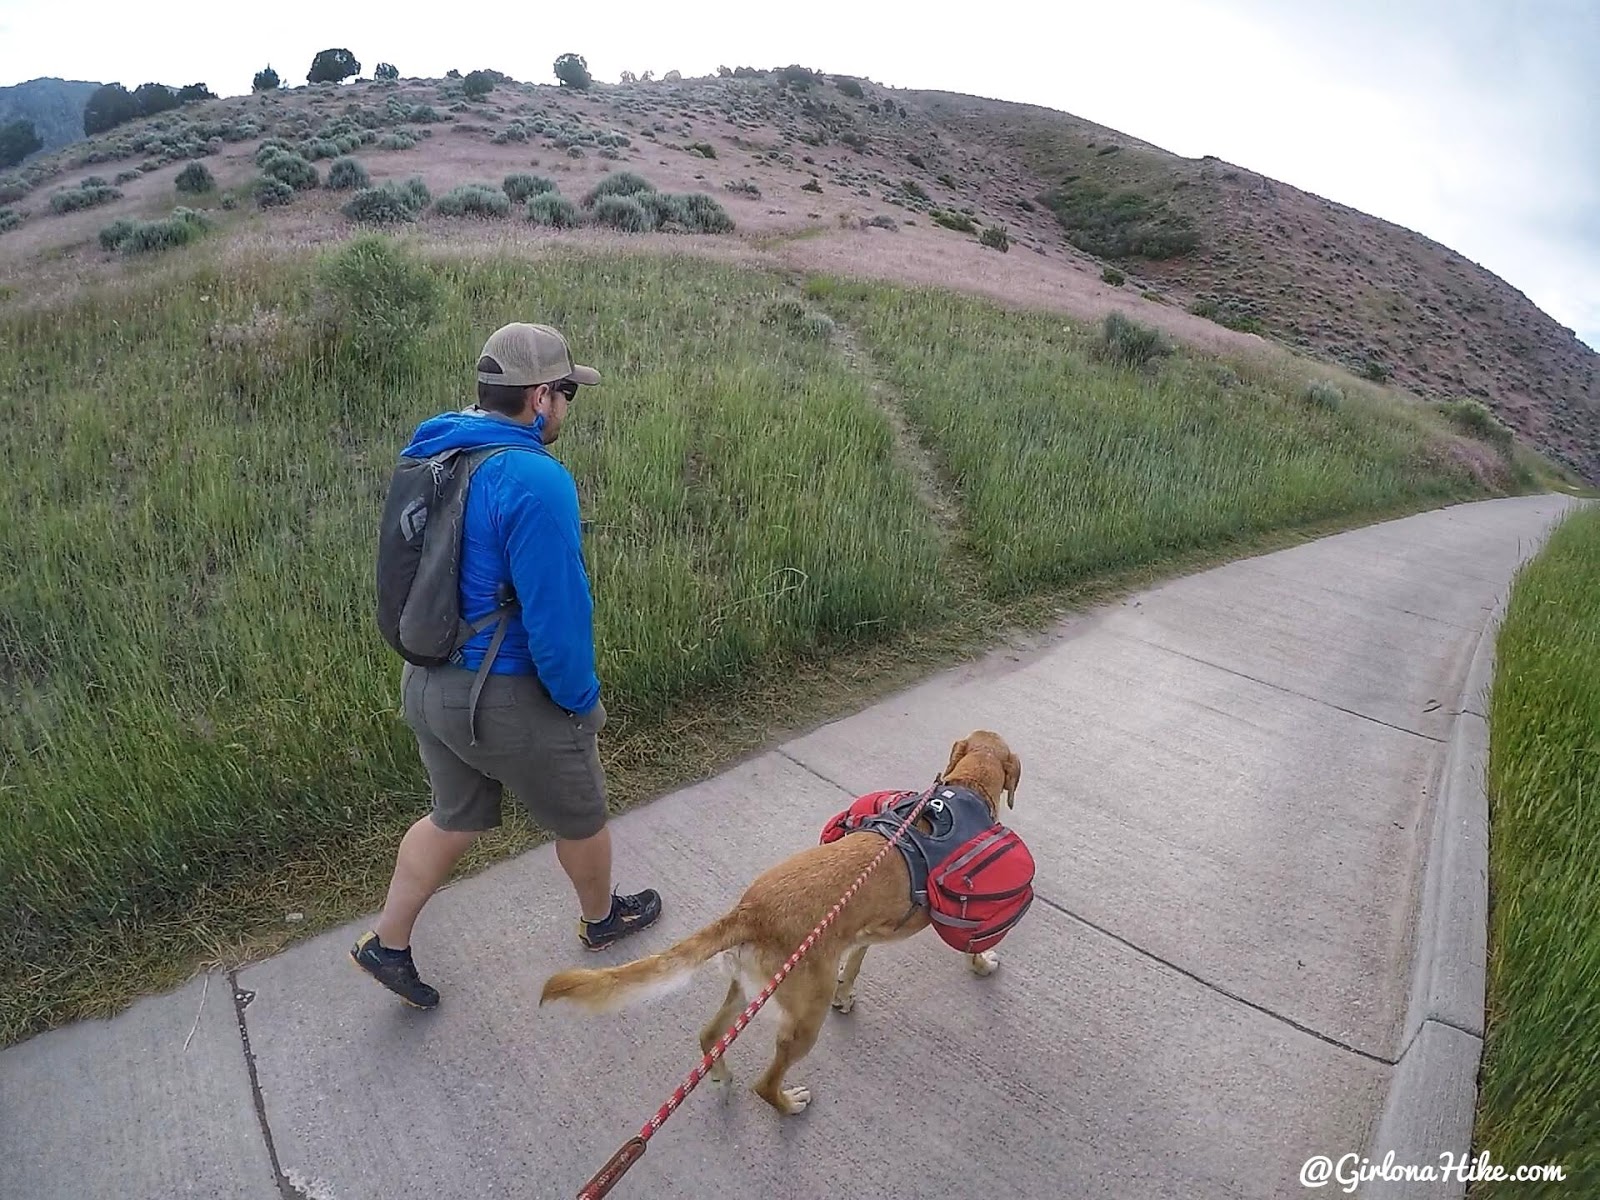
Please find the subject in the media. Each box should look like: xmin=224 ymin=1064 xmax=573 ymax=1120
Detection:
xmin=399 ymin=406 xmax=601 ymax=715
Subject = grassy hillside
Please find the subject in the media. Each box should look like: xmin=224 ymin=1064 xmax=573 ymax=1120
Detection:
xmin=809 ymin=278 xmax=1480 ymax=595
xmin=918 ymin=92 xmax=1600 ymax=484
xmin=0 ymin=66 xmax=1592 ymax=497
xmin=1475 ymin=504 xmax=1600 ymax=1194
xmin=0 ymin=220 xmax=1555 ymax=1049
xmin=0 ymin=78 xmax=100 ymax=157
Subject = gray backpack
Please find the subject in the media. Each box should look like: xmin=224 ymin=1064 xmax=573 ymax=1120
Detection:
xmin=375 ymin=443 xmax=519 ymax=742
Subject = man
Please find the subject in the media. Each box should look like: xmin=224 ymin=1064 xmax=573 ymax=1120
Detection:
xmin=352 ymin=322 xmax=662 ymax=1010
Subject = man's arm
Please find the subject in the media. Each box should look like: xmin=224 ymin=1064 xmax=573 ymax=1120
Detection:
xmin=495 ymin=461 xmax=602 ymax=715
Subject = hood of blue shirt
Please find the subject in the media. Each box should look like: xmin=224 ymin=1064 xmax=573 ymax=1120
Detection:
xmin=401 ymin=408 xmax=551 ymax=459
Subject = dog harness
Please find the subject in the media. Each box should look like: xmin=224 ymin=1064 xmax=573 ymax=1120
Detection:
xmin=819 ymin=783 xmax=1037 ymax=953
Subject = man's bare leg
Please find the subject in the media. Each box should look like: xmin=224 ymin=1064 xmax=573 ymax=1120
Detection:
xmin=555 ymin=825 xmax=614 ymax=922
xmin=373 ymin=815 xmax=480 ymax=948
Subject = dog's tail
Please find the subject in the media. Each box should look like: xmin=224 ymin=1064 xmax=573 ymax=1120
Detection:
xmin=539 ymin=910 xmax=749 ymax=1015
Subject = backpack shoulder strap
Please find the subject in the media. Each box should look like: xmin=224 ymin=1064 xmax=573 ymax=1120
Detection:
xmin=455 ymin=443 xmax=531 ymax=745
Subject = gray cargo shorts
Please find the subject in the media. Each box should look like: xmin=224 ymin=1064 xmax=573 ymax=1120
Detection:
xmin=400 ymin=661 xmax=609 ymax=840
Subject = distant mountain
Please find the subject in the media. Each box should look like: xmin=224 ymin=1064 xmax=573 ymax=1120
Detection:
xmin=0 ymin=78 xmax=102 ymax=160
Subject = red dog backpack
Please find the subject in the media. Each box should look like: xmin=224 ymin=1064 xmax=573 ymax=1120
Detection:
xmin=819 ymin=790 xmax=908 ymax=844
xmin=818 ymin=784 xmax=1035 ymax=954
xmin=925 ymin=825 xmax=1035 ymax=954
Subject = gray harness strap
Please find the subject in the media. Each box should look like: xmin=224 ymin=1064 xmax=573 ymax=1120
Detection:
xmin=857 ymin=783 xmax=997 ymax=909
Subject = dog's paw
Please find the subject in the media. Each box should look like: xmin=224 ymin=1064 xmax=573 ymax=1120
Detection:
xmin=707 ymin=1057 xmax=732 ymax=1085
xmin=968 ymin=951 xmax=999 ymax=977
xmin=830 ymin=989 xmax=856 ymax=1015
xmin=779 ymin=1085 xmax=812 ymax=1114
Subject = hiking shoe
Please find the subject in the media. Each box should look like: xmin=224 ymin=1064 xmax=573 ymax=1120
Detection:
xmin=579 ymin=889 xmax=663 ymax=951
xmin=350 ymin=931 xmax=440 ymax=1009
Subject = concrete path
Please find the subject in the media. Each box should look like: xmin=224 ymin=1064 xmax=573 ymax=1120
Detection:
xmin=1 ymin=494 xmax=1581 ymax=1200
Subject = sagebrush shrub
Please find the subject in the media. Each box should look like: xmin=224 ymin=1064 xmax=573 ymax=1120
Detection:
xmin=49 ymin=185 xmax=122 ymax=214
xmin=341 ymin=177 xmax=430 ymax=223
xmin=583 ymin=171 xmax=654 ymax=206
xmin=1095 ymin=312 xmax=1173 ymax=368
xmin=675 ymin=192 xmax=734 ymax=233
xmin=525 ymin=193 xmax=581 ymax=228
xmin=1101 ymin=267 xmax=1126 ymax=286
xmin=591 ymin=194 xmax=652 ymax=232
xmin=931 ymin=209 xmax=976 ymax=233
xmin=0 ymin=207 xmax=21 ymax=234
xmin=254 ymin=139 xmax=292 ymax=166
xmin=980 ymin=224 xmax=1010 ymax=252
xmin=175 ymin=161 xmax=215 ymax=194
xmin=803 ymin=312 xmax=836 ymax=341
xmin=313 ymin=233 xmax=441 ymax=368
xmin=1439 ymin=398 xmax=1513 ymax=449
xmin=1304 ymin=380 xmax=1344 ymax=410
xmin=435 ymin=183 xmax=512 ymax=218
xmin=98 ymin=218 xmax=137 ymax=249
xmin=261 ymin=151 xmax=318 ymax=190
xmin=255 ymin=177 xmax=294 ymax=207
xmin=503 ymin=173 xmax=555 ymax=202
xmin=110 ymin=207 xmax=211 ymax=255
xmin=377 ymin=131 xmax=418 ymax=151
xmin=638 ymin=192 xmax=687 ymax=228
xmin=761 ymin=298 xmax=834 ymax=341
xmin=326 ymin=157 xmax=370 ymax=190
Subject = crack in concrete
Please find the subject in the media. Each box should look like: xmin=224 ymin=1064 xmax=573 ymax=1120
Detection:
xmin=776 ymin=749 xmax=857 ymax=795
xmin=1117 ymin=633 xmax=1447 ymax=744
xmin=1391 ymin=1014 xmax=1483 ymax=1069
xmin=229 ymin=971 xmax=310 ymax=1200
xmin=1029 ymin=894 xmax=1398 ymax=1066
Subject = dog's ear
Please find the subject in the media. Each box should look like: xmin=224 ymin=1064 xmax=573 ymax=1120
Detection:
xmin=942 ymin=737 xmax=970 ymax=781
xmin=1002 ymin=751 xmax=1022 ymax=809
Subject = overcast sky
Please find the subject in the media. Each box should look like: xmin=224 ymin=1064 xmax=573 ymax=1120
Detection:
xmin=2 ymin=0 xmax=1594 ymax=349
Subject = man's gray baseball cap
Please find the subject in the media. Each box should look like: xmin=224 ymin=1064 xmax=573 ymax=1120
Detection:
xmin=476 ymin=322 xmax=601 ymax=388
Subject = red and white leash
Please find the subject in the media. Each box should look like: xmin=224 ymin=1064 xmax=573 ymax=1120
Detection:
xmin=574 ymin=780 xmax=939 ymax=1199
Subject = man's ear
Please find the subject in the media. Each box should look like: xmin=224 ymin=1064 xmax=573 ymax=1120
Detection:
xmin=942 ymin=737 xmax=970 ymax=781
xmin=1003 ymin=752 xmax=1022 ymax=809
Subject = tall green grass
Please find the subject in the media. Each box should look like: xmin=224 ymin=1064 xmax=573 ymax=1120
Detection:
xmin=0 ymin=247 xmax=947 ymax=1035
xmin=807 ymin=279 xmax=1497 ymax=597
xmin=1473 ymin=503 xmax=1600 ymax=1194
xmin=0 ymin=242 xmax=1536 ymax=1044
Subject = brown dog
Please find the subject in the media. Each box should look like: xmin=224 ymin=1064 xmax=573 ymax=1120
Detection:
xmin=539 ymin=730 xmax=1022 ymax=1115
